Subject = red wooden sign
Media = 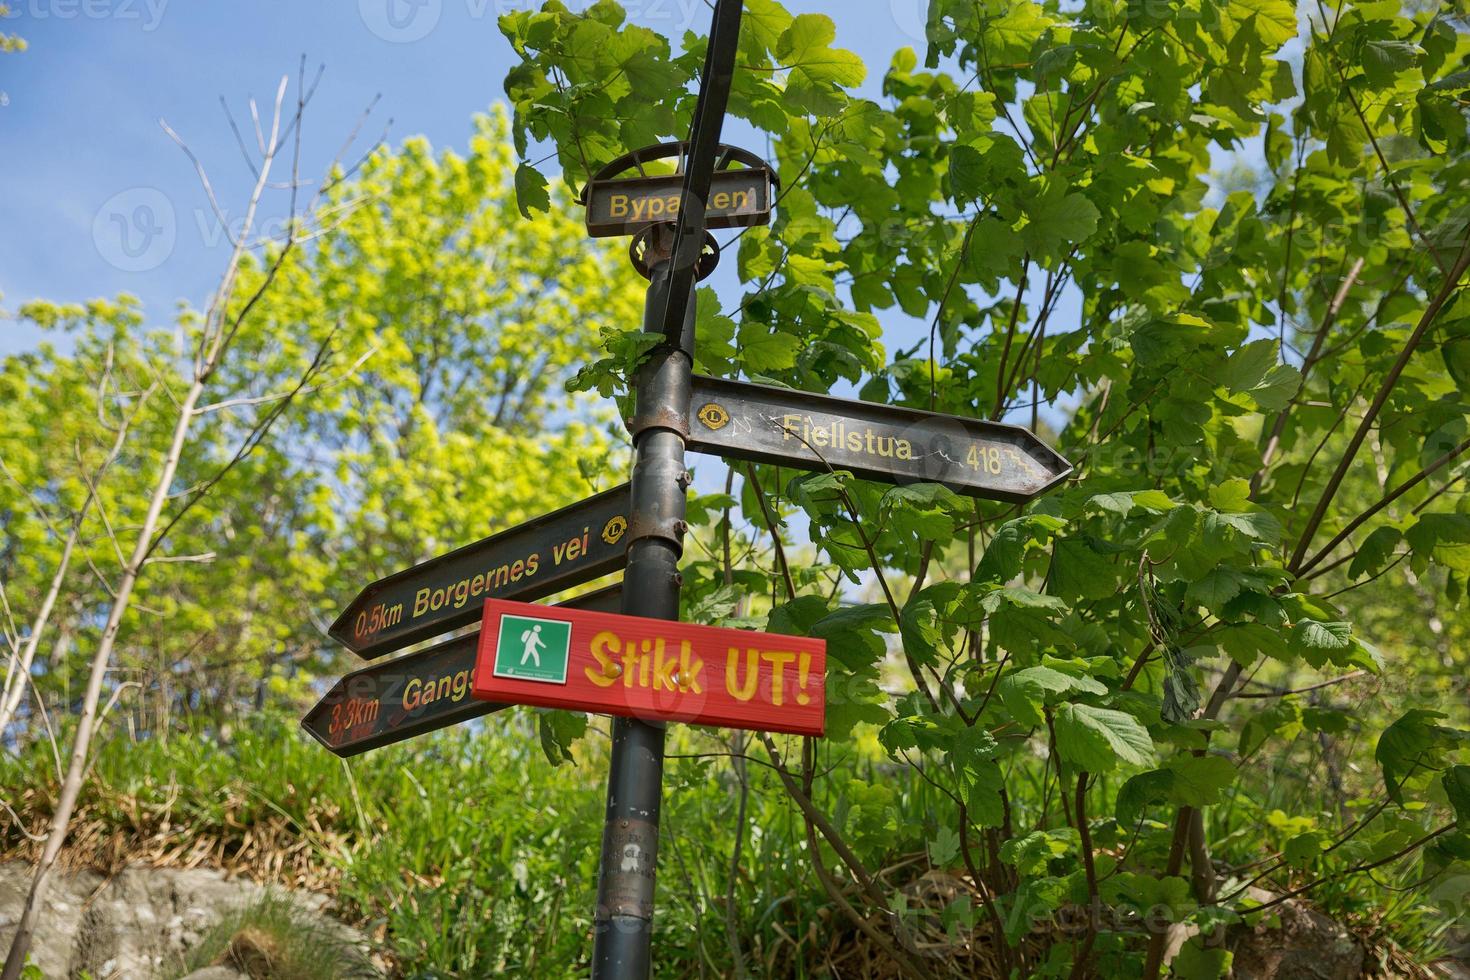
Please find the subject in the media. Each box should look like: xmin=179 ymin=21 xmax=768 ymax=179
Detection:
xmin=471 ymin=598 xmax=826 ymax=737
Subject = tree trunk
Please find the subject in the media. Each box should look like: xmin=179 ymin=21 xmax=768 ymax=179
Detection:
xmin=1 ymin=379 xmax=204 ymax=980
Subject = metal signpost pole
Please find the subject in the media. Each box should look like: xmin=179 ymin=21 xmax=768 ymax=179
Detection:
xmin=591 ymin=233 xmax=696 ymax=979
xmin=592 ymin=5 xmax=742 ymax=976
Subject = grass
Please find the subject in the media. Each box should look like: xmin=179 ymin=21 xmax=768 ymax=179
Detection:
xmin=169 ymin=892 xmax=378 ymax=980
xmin=3 ymin=711 xmax=1465 ymax=977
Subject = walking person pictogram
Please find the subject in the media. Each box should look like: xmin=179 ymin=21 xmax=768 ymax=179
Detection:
xmin=493 ymin=614 xmax=571 ymax=684
xmin=520 ymin=623 xmax=546 ymax=667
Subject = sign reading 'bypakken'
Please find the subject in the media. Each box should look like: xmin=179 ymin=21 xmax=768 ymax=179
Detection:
xmin=683 ymin=376 xmax=1072 ymax=503
xmin=304 ymin=586 xmax=624 ymax=756
xmin=585 ymin=168 xmax=773 ymax=239
xmin=472 ymin=598 xmax=826 ymax=737
xmin=330 ymin=485 xmax=632 ymax=659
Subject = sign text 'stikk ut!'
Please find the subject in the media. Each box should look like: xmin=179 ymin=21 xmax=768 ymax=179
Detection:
xmin=472 ymin=599 xmax=826 ymax=737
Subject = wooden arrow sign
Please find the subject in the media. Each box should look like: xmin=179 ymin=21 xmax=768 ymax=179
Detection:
xmin=472 ymin=598 xmax=826 ymax=737
xmin=329 ymin=485 xmax=632 ymax=660
xmin=303 ymin=585 xmax=623 ymax=757
xmin=683 ymin=376 xmax=1072 ymax=502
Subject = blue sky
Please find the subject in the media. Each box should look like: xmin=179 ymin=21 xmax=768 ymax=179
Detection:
xmin=0 ymin=0 xmax=937 ymax=356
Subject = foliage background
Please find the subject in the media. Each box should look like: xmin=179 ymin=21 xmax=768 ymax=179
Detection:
xmin=3 ymin=0 xmax=1470 ymax=977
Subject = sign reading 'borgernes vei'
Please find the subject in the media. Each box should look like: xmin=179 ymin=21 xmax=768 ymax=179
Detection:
xmin=329 ymin=485 xmax=631 ymax=660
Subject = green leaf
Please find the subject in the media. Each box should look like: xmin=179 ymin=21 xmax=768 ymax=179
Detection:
xmin=1444 ymin=337 xmax=1470 ymax=389
xmin=1406 ymin=514 xmax=1470 ymax=574
xmin=514 ymin=164 xmax=551 ymax=217
xmin=949 ymin=144 xmax=987 ymax=204
xmin=1166 ymin=754 xmax=1236 ymax=807
xmin=1362 ymin=40 xmax=1420 ymax=87
xmin=777 ymin=14 xmax=866 ymax=87
xmin=1174 ymin=940 xmax=1233 ymax=979
xmin=738 ymin=325 xmax=802 ymax=372
xmin=1292 ymin=619 xmax=1352 ymax=651
xmin=1219 ymin=340 xmax=1300 ymax=410
xmin=1445 ymin=766 xmax=1470 ymax=828
xmin=998 ymin=665 xmax=1106 ymax=726
xmin=1349 ymin=526 xmax=1402 ymax=578
xmin=1207 ymin=478 xmax=1253 ymax=512
xmin=929 ymin=825 xmax=961 ymax=867
xmin=1116 ymin=769 xmax=1173 ymax=824
xmin=1209 ymin=509 xmax=1284 ymax=544
xmin=537 ymin=709 xmax=587 ymax=766
xmin=1221 ymin=339 xmax=1278 ymax=392
xmin=1283 ymin=830 xmax=1330 ymax=869
xmin=1377 ymin=709 xmax=1462 ymax=805
xmin=1188 ymin=567 xmax=1246 ymax=608
xmin=1020 ymin=178 xmax=1100 ymax=260
xmin=1054 ymin=703 xmax=1156 ymax=772
xmin=1224 ymin=0 xmax=1299 ymax=47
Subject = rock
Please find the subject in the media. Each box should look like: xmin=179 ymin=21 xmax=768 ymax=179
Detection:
xmin=178 ymin=969 xmax=249 ymax=980
xmin=0 ymin=862 xmax=367 ymax=979
xmin=1227 ymin=888 xmax=1365 ymax=980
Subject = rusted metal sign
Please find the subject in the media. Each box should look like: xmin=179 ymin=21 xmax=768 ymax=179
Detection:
xmin=304 ymin=585 xmax=623 ymax=757
xmin=683 ymin=376 xmax=1072 ymax=502
xmin=329 ymin=485 xmax=632 ymax=660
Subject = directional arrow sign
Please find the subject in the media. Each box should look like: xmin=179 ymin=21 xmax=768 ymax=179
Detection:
xmin=304 ymin=585 xmax=624 ymax=757
xmin=330 ymin=485 xmax=632 ymax=660
xmin=472 ymin=598 xmax=827 ymax=737
xmin=683 ymin=376 xmax=1072 ymax=503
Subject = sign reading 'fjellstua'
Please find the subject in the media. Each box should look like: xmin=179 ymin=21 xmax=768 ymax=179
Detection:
xmin=683 ymin=376 xmax=1072 ymax=503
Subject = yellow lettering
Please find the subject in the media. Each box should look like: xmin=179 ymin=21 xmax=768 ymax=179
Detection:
xmin=610 ymin=194 xmax=629 ymax=218
xmin=762 ymin=650 xmax=796 ymax=706
xmin=587 ymin=632 xmax=621 ymax=687
xmin=679 ymin=641 xmax=704 ymax=694
xmin=732 ymin=189 xmax=751 ymax=209
xmin=712 ymin=191 xmax=730 ymax=209
xmin=402 ymin=678 xmax=421 ymax=711
xmin=413 ymin=588 xmax=430 ymax=618
xmin=896 ymin=439 xmax=913 ymax=460
xmin=726 ymin=648 xmax=759 ymax=701
xmin=654 ymin=638 xmax=678 ymax=690
xmin=782 ymin=414 xmax=802 ymax=440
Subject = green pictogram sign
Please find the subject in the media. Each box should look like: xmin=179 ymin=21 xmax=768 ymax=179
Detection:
xmin=493 ymin=614 xmax=572 ymax=684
